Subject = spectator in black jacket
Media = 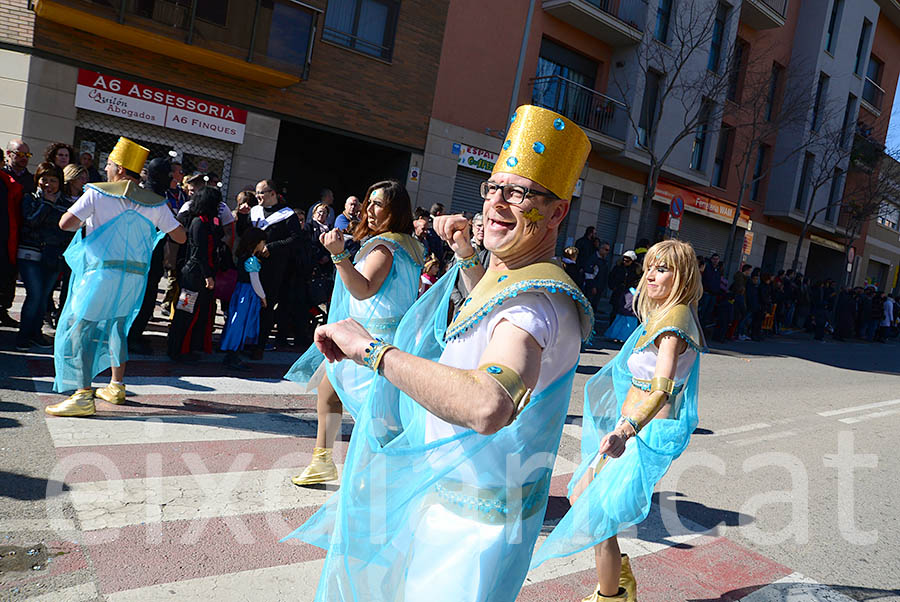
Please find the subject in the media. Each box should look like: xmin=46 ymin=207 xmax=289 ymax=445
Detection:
xmin=747 ymin=268 xmax=763 ymax=341
xmin=236 ymin=179 xmax=302 ymax=358
xmin=700 ymin=252 xmax=723 ymax=326
xmin=607 ymin=250 xmax=640 ymax=327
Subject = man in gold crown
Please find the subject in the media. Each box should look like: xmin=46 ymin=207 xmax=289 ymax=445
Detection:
xmin=281 ymin=106 xmax=593 ymax=601
xmin=46 ymin=137 xmax=186 ymax=417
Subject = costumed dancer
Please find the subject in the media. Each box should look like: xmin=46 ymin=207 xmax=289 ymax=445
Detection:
xmin=282 ymin=105 xmax=593 ymax=602
xmin=220 ymin=227 xmax=267 ymax=371
xmin=287 ymin=179 xmax=423 ymax=486
xmin=45 ymin=138 xmax=186 ymax=417
xmin=531 ymin=239 xmax=706 ymax=601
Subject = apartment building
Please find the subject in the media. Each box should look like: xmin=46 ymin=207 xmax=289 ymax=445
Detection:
xmin=418 ymin=0 xmax=900 ymax=285
xmin=0 ymin=0 xmax=448 ymax=204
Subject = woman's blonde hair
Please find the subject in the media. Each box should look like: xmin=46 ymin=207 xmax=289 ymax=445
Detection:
xmin=633 ymin=239 xmax=703 ymax=323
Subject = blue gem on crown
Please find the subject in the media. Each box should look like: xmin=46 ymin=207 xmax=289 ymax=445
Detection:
xmin=553 ymin=118 xmax=565 ymax=131
xmin=506 ymin=156 xmax=518 ymax=167
xmin=503 ymin=140 xmax=511 ymax=150
xmin=510 ymin=112 xmax=517 ymax=123
xmin=533 ymin=141 xmax=545 ymax=154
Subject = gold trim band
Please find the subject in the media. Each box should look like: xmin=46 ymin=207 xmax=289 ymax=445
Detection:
xmin=478 ymin=363 xmax=531 ymax=424
xmin=650 ymin=376 xmax=675 ymax=396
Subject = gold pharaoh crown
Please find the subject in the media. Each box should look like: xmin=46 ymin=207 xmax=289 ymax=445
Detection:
xmin=493 ymin=105 xmax=591 ymax=200
xmin=108 ymin=137 xmax=150 ymax=174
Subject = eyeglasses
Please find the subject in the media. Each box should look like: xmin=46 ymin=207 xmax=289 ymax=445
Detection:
xmin=479 ymin=180 xmax=557 ymax=205
xmin=255 ymin=188 xmax=274 ymax=196
xmin=8 ymin=151 xmax=32 ymax=159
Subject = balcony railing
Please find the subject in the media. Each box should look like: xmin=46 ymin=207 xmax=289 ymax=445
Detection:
xmin=862 ymin=77 xmax=885 ymax=111
xmin=531 ymin=75 xmax=628 ymax=142
xmin=754 ymin=0 xmax=787 ymax=17
xmin=584 ymin=0 xmax=646 ymax=32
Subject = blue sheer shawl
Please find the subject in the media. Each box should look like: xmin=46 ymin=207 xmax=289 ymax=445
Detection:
xmin=285 ymin=234 xmax=423 ymax=419
xmin=282 ymin=263 xmax=582 ymax=601
xmin=53 ymin=210 xmax=164 ymax=392
xmin=530 ymin=318 xmax=702 ymax=567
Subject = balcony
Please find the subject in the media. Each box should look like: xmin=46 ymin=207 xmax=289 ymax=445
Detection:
xmin=531 ymin=75 xmax=628 ymax=151
xmin=862 ymin=77 xmax=885 ymax=113
xmin=33 ymin=0 xmax=319 ymax=87
xmin=542 ymin=0 xmax=645 ymax=46
xmin=875 ymin=0 xmax=900 ymax=28
xmin=739 ymin=0 xmax=787 ymax=30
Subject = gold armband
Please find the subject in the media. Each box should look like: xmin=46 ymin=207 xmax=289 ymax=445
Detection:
xmin=650 ymin=376 xmax=675 ymax=396
xmin=478 ymin=363 xmax=532 ymax=425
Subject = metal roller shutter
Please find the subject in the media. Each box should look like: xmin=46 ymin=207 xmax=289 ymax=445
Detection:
xmin=451 ymin=167 xmax=486 ymax=216
xmin=74 ymin=108 xmax=235 ymax=199
xmin=595 ymin=202 xmax=621 ymax=247
xmin=676 ymin=212 xmax=743 ymax=267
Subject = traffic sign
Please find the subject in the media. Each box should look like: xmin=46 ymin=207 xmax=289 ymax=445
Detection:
xmin=668 ymin=216 xmax=681 ymax=231
xmin=670 ymin=196 xmax=684 ymax=218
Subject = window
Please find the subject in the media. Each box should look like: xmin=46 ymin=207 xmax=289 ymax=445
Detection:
xmin=726 ymin=38 xmax=747 ymax=103
xmin=531 ymin=39 xmax=598 ymax=127
xmin=323 ymin=0 xmax=400 ymax=61
xmin=854 ymin=19 xmax=872 ymax=75
xmin=601 ymin=186 xmax=631 ymax=206
xmin=711 ymin=125 xmax=733 ymax=187
xmin=690 ymin=101 xmax=711 ymax=171
xmin=840 ymin=93 xmax=857 ymax=148
xmin=252 ymin=1 xmax=316 ymax=74
xmin=655 ymin=0 xmax=672 ymax=43
xmin=878 ymin=202 xmax=900 ymax=230
xmin=825 ymin=168 xmax=844 ymax=222
xmin=133 ymin=0 xmax=227 ymax=26
xmin=707 ymin=3 xmax=728 ymax=72
xmin=811 ymin=72 xmax=828 ymax=132
xmin=863 ymin=55 xmax=884 ymax=110
xmin=750 ymin=144 xmax=767 ymax=201
xmin=638 ymin=70 xmax=662 ymax=147
xmin=796 ymin=153 xmax=814 ymax=211
xmin=825 ymin=0 xmax=842 ymax=54
xmin=765 ymin=63 xmax=783 ymax=121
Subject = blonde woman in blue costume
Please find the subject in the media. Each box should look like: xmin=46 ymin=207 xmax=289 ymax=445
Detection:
xmin=530 ymin=239 xmax=706 ymax=601
xmin=286 ymin=179 xmax=423 ymax=486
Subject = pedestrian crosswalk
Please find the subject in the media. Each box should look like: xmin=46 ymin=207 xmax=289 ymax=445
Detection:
xmin=1 ymin=289 xmax=864 ymax=601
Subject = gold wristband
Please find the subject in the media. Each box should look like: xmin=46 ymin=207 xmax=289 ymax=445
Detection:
xmin=478 ymin=363 xmax=532 ymax=425
xmin=650 ymin=376 xmax=675 ymax=396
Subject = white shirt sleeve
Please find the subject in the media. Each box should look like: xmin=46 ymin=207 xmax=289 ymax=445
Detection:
xmin=178 ymin=201 xmax=191 ymax=215
xmin=152 ymin=205 xmax=182 ymax=233
xmin=485 ymin=292 xmax=559 ymax=350
xmin=68 ymin=188 xmax=96 ymax=221
xmin=218 ymin=202 xmax=235 ymax=225
xmin=249 ymin=271 xmax=265 ymax=299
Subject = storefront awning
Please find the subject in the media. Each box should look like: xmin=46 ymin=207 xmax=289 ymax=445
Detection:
xmin=653 ymin=180 xmax=752 ymax=229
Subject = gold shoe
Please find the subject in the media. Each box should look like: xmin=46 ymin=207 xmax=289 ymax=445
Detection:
xmin=620 ymin=554 xmax=637 ymax=601
xmin=45 ymin=389 xmax=96 ymax=417
xmin=291 ymin=447 xmax=338 ymax=486
xmin=96 ymin=383 xmax=126 ymax=404
xmin=581 ymin=587 xmax=627 ymax=601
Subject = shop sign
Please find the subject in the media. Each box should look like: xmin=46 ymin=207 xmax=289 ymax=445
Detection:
xmin=742 ymin=231 xmax=754 ymax=256
xmin=809 ymin=233 xmax=844 ymax=252
xmin=75 ymin=69 xmax=247 ymax=144
xmin=457 ymin=144 xmax=497 ymax=174
xmin=653 ymin=180 xmax=751 ymax=228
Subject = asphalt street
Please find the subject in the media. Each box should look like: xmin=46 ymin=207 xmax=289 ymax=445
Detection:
xmin=1 ymin=303 xmax=899 ymax=600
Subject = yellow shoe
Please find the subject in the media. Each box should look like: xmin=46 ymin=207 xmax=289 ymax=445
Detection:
xmin=581 ymin=587 xmax=627 ymax=601
xmin=620 ymin=554 xmax=637 ymax=601
xmin=96 ymin=383 xmax=126 ymax=404
xmin=45 ymin=389 xmax=96 ymax=417
xmin=291 ymin=447 xmax=338 ymax=486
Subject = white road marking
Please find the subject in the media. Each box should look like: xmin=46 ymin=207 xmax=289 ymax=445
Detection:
xmin=105 ymin=559 xmax=324 ymax=602
xmin=730 ymin=430 xmax=797 ymax=447
xmin=710 ymin=422 xmax=771 ymax=437
xmin=736 ymin=571 xmax=855 ymax=601
xmin=66 ymin=467 xmax=338 ymax=531
xmin=20 ymin=375 xmax=305 ymax=396
xmin=818 ymin=398 xmax=900 ymax=417
xmin=838 ymin=407 xmax=900 ymax=424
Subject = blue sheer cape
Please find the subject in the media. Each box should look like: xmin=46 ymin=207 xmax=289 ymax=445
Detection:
xmin=285 ymin=234 xmax=423 ymax=419
xmin=53 ymin=210 xmax=164 ymax=392
xmin=530 ymin=319 xmax=702 ymax=567
xmin=282 ymin=263 xmax=580 ymax=601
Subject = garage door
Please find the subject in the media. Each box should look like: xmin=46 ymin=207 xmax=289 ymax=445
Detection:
xmin=450 ymin=167 xmax=486 ymax=216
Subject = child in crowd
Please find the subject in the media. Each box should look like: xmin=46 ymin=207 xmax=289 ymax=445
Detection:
xmin=419 ymin=256 xmax=440 ymax=296
xmin=221 ymin=227 xmax=267 ymax=371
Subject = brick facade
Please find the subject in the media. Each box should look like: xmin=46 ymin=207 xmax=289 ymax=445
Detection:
xmin=0 ymin=0 xmax=35 ymax=47
xmin=24 ymin=0 xmax=448 ymax=151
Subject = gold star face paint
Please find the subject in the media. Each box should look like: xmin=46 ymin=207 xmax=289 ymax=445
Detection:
xmin=523 ymin=207 xmax=546 ymax=234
